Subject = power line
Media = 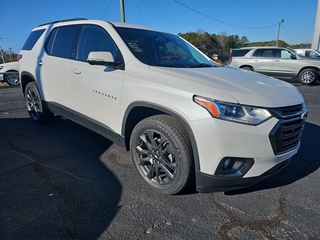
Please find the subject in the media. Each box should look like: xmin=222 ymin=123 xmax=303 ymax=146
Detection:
xmin=134 ymin=0 xmax=145 ymax=25
xmin=142 ymin=0 xmax=151 ymax=26
xmin=281 ymin=26 xmax=309 ymax=43
xmin=101 ymin=0 xmax=113 ymax=19
xmin=173 ymin=0 xmax=278 ymax=29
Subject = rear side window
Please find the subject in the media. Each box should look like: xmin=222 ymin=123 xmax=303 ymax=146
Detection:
xmin=22 ymin=29 xmax=45 ymax=50
xmin=231 ymin=49 xmax=251 ymax=57
xmin=253 ymin=49 xmax=275 ymax=58
xmin=45 ymin=25 xmax=81 ymax=59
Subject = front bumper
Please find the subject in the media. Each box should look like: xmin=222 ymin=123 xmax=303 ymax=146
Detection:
xmin=196 ymin=158 xmax=291 ymax=193
xmin=190 ymin=104 xmax=305 ymax=193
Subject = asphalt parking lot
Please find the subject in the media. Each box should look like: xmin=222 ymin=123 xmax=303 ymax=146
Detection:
xmin=0 ymin=81 xmax=319 ymax=240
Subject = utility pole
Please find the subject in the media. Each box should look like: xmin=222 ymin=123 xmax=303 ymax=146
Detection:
xmin=276 ymin=19 xmax=284 ymax=47
xmin=0 ymin=38 xmax=4 ymax=63
xmin=120 ymin=0 xmax=125 ymax=23
xmin=8 ymin=48 xmax=13 ymax=62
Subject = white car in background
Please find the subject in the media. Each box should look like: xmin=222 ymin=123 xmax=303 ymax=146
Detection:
xmin=0 ymin=61 xmax=20 ymax=86
xmin=294 ymin=49 xmax=320 ymax=59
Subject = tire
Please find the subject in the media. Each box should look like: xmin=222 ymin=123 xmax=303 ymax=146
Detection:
xmin=24 ymin=82 xmax=54 ymax=123
xmin=299 ymin=68 xmax=318 ymax=85
xmin=4 ymin=72 xmax=20 ymax=86
xmin=130 ymin=115 xmax=194 ymax=195
xmin=241 ymin=66 xmax=253 ymax=71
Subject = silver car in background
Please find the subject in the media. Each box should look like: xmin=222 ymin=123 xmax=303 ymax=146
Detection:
xmin=228 ymin=46 xmax=320 ymax=85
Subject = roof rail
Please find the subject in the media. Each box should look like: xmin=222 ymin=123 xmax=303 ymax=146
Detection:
xmin=38 ymin=18 xmax=87 ymax=27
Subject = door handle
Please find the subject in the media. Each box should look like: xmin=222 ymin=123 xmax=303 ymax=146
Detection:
xmin=72 ymin=68 xmax=81 ymax=74
xmin=37 ymin=60 xmax=43 ymax=66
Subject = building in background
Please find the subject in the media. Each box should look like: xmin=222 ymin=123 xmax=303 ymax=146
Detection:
xmin=312 ymin=0 xmax=320 ymax=50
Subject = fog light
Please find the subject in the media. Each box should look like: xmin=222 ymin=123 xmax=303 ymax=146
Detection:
xmin=215 ymin=157 xmax=254 ymax=177
xmin=223 ymin=158 xmax=235 ymax=170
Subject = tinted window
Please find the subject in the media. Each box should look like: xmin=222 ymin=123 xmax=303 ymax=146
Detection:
xmin=232 ymin=49 xmax=251 ymax=57
xmin=22 ymin=29 xmax=45 ymax=50
xmin=253 ymin=49 xmax=275 ymax=58
xmin=77 ymin=25 xmax=118 ymax=61
xmin=45 ymin=28 xmax=57 ymax=54
xmin=47 ymin=25 xmax=80 ymax=59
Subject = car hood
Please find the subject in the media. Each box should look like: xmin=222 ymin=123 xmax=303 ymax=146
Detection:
xmin=149 ymin=66 xmax=304 ymax=107
xmin=0 ymin=62 xmax=19 ymax=72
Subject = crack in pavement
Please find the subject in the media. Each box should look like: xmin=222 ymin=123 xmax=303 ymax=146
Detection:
xmin=208 ymin=187 xmax=288 ymax=240
xmin=0 ymin=132 xmax=92 ymax=239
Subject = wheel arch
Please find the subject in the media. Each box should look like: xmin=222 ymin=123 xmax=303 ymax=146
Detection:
xmin=20 ymin=71 xmax=38 ymax=95
xmin=5 ymin=69 xmax=19 ymax=73
xmin=297 ymin=66 xmax=320 ymax=77
xmin=239 ymin=65 xmax=254 ymax=70
xmin=122 ymin=101 xmax=201 ymax=171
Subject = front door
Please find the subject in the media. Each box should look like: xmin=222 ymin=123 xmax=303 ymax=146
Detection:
xmin=69 ymin=25 xmax=124 ymax=135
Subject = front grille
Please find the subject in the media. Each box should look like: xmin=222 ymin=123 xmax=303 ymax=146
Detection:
xmin=271 ymin=104 xmax=303 ymax=119
xmin=269 ymin=104 xmax=306 ymax=155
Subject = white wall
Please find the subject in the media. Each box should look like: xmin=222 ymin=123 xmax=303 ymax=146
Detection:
xmin=312 ymin=0 xmax=320 ymax=50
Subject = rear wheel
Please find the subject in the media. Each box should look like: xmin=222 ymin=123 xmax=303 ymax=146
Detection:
xmin=299 ymin=68 xmax=318 ymax=85
xmin=130 ymin=115 xmax=194 ymax=195
xmin=24 ymin=82 xmax=54 ymax=123
xmin=4 ymin=72 xmax=20 ymax=86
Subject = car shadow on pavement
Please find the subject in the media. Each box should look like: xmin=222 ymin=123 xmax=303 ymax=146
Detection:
xmin=225 ymin=121 xmax=320 ymax=195
xmin=0 ymin=116 xmax=122 ymax=240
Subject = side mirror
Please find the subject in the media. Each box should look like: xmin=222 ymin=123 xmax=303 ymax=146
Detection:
xmin=290 ymin=54 xmax=297 ymax=60
xmin=87 ymin=51 xmax=122 ymax=68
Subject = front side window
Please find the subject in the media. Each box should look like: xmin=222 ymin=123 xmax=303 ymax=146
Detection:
xmin=115 ymin=27 xmax=213 ymax=68
xmin=46 ymin=25 xmax=80 ymax=59
xmin=275 ymin=49 xmax=292 ymax=59
xmin=77 ymin=25 xmax=118 ymax=62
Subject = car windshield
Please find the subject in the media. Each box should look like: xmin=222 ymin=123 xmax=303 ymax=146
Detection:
xmin=115 ymin=27 xmax=213 ymax=68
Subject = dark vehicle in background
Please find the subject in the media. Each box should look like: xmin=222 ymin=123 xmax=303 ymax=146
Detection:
xmin=228 ymin=46 xmax=320 ymax=85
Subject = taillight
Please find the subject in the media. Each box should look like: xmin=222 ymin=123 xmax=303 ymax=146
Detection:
xmin=17 ymin=54 xmax=22 ymax=61
xmin=228 ymin=56 xmax=232 ymax=64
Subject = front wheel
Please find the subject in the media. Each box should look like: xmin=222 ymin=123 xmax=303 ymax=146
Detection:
xmin=5 ymin=72 xmax=20 ymax=86
xmin=24 ymin=82 xmax=54 ymax=123
xmin=299 ymin=68 xmax=318 ymax=85
xmin=130 ymin=115 xmax=194 ymax=195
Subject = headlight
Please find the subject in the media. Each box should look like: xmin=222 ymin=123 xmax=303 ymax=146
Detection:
xmin=0 ymin=66 xmax=4 ymax=71
xmin=193 ymin=96 xmax=272 ymax=125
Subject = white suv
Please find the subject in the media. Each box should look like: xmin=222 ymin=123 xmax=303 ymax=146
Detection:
xmin=18 ymin=19 xmax=307 ymax=194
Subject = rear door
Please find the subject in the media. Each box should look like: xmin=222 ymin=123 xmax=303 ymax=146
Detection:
xmin=250 ymin=48 xmax=274 ymax=75
xmin=40 ymin=25 xmax=81 ymax=106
